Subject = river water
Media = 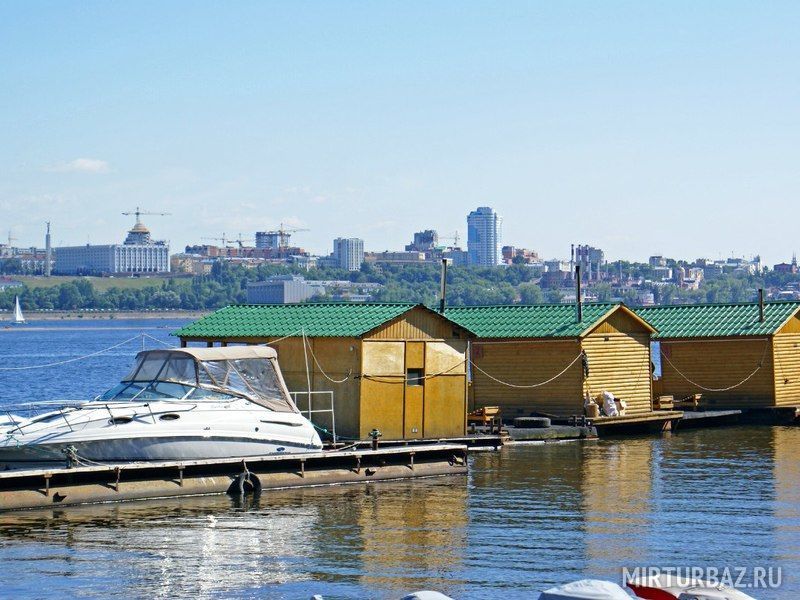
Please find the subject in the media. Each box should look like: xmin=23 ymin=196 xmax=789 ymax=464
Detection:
xmin=0 ymin=321 xmax=798 ymax=599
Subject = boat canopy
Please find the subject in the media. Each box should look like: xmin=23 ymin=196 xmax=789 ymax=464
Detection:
xmin=122 ymin=348 xmax=298 ymax=413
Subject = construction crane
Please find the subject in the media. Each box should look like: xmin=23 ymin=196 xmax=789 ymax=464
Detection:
xmin=121 ymin=207 xmax=171 ymax=225
xmin=438 ymin=231 xmax=461 ymax=248
xmin=201 ymin=233 xmax=234 ymax=247
xmin=6 ymin=230 xmax=17 ymax=247
xmin=258 ymin=223 xmax=310 ymax=249
xmin=234 ymin=233 xmax=256 ymax=249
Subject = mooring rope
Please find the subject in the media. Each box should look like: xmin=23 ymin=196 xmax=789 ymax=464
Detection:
xmin=0 ymin=335 xmax=145 ymax=371
xmin=659 ymin=340 xmax=771 ymax=393
xmin=0 ymin=332 xmax=180 ymax=371
xmin=302 ymin=331 xmax=351 ymax=384
xmin=360 ymin=359 xmax=468 ymax=384
xmin=470 ymin=352 xmax=584 ymax=389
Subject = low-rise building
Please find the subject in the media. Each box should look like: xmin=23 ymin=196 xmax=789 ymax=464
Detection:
xmin=637 ymin=302 xmax=800 ymax=409
xmin=174 ymin=303 xmax=475 ymax=439
xmin=246 ymin=276 xmax=325 ymax=304
xmin=56 ymin=218 xmax=169 ymax=275
xmin=446 ymin=303 xmax=657 ymax=418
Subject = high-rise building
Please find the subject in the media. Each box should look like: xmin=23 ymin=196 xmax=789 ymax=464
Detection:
xmin=405 ymin=230 xmax=438 ymax=252
xmin=55 ymin=217 xmax=170 ymax=275
xmin=467 ymin=207 xmax=501 ymax=266
xmin=333 ymin=237 xmax=364 ymax=271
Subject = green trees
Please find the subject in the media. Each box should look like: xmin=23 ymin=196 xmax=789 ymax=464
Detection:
xmin=0 ymin=261 xmax=796 ymax=312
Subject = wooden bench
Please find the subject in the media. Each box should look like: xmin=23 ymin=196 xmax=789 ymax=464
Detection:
xmin=468 ymin=406 xmax=501 ymax=433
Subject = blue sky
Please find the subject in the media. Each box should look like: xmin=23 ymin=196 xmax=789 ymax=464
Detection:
xmin=1 ymin=2 xmax=798 ymax=264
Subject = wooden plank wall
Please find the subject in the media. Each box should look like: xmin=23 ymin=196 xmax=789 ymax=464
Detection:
xmin=774 ymin=315 xmax=800 ymax=406
xmin=658 ymin=338 xmax=775 ymax=408
xmin=582 ymin=332 xmax=653 ymax=415
xmin=364 ymin=306 xmax=469 ymax=341
xmin=471 ymin=340 xmax=584 ymax=417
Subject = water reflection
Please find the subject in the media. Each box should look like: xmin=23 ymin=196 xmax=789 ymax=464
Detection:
xmin=0 ymin=428 xmax=798 ymax=599
xmin=582 ymin=438 xmax=654 ymax=577
xmin=0 ymin=479 xmax=469 ymax=599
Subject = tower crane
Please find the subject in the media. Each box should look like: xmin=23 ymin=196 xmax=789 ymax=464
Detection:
xmin=259 ymin=223 xmax=310 ymax=249
xmin=235 ymin=234 xmax=256 ymax=249
xmin=201 ymin=233 xmax=234 ymax=247
xmin=438 ymin=231 xmax=461 ymax=248
xmin=122 ymin=207 xmax=171 ymax=225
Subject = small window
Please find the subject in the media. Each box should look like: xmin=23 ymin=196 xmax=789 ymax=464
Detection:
xmin=406 ymin=368 xmax=424 ymax=386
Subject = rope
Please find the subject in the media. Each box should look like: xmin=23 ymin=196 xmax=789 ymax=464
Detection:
xmin=302 ymin=332 xmax=351 ymax=384
xmin=361 ymin=359 xmax=467 ymax=384
xmin=0 ymin=335 xmax=143 ymax=371
xmin=141 ymin=333 xmax=177 ymax=348
xmin=660 ymin=340 xmax=771 ymax=393
xmin=264 ymin=330 xmax=304 ymax=346
xmin=471 ymin=353 xmax=584 ymax=389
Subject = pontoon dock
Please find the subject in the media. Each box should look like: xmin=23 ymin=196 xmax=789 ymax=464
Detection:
xmin=0 ymin=443 xmax=468 ymax=512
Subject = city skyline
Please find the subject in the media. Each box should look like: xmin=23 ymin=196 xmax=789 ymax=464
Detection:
xmin=1 ymin=206 xmax=784 ymax=267
xmin=2 ymin=3 xmax=799 ymax=265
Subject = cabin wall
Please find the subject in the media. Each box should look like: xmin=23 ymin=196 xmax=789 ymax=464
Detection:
xmin=187 ymin=336 xmax=363 ymax=439
xmin=658 ymin=338 xmax=775 ymax=408
xmin=774 ymin=316 xmax=800 ymax=406
xmin=363 ymin=305 xmax=469 ymax=341
xmin=582 ymin=329 xmax=653 ymax=415
xmin=470 ymin=340 xmax=584 ymax=418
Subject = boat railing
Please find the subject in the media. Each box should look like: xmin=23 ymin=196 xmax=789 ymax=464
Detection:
xmin=290 ymin=391 xmax=336 ymax=444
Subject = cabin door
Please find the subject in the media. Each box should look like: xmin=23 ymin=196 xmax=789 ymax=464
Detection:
xmin=404 ymin=342 xmax=425 ymax=438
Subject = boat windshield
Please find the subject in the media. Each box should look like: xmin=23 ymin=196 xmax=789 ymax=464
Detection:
xmin=108 ymin=350 xmax=297 ymax=412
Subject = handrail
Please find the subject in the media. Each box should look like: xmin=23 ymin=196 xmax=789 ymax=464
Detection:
xmin=291 ymin=390 xmax=337 ymax=444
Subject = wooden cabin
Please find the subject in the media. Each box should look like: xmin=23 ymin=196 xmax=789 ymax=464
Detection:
xmin=174 ymin=303 xmax=474 ymax=440
xmin=636 ymin=302 xmax=800 ymax=409
xmin=445 ymin=303 xmax=657 ymax=418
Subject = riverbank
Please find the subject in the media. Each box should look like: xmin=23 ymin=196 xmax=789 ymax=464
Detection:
xmin=1 ymin=310 xmax=208 ymax=322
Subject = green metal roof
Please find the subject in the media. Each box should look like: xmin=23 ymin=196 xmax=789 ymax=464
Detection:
xmin=444 ymin=303 xmax=630 ymax=338
xmin=173 ymin=303 xmax=428 ymax=338
xmin=635 ymin=302 xmax=800 ymax=339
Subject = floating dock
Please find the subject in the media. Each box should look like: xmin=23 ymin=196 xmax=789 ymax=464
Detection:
xmin=0 ymin=444 xmax=467 ymax=512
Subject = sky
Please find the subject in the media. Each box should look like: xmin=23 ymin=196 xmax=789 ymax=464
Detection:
xmin=1 ymin=1 xmax=798 ymax=264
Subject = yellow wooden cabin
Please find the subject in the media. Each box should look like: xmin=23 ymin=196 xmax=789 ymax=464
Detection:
xmin=445 ymin=303 xmax=657 ymax=418
xmin=636 ymin=302 xmax=800 ymax=409
xmin=174 ymin=303 xmax=474 ymax=440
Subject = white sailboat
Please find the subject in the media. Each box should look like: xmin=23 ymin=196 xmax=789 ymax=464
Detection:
xmin=12 ymin=295 xmax=26 ymax=324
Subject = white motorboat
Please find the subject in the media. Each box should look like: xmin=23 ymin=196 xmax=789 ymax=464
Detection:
xmin=0 ymin=347 xmax=323 ymax=465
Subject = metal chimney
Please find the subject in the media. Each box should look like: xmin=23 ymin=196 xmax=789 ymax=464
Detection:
xmin=758 ymin=288 xmax=765 ymax=323
xmin=45 ymin=221 xmax=52 ymax=277
xmin=439 ymin=258 xmax=449 ymax=313
xmin=575 ymin=265 xmax=582 ymax=322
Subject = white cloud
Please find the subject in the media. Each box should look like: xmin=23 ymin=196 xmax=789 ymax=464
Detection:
xmin=46 ymin=158 xmax=110 ymax=173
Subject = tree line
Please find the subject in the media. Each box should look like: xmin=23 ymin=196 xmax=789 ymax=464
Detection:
xmin=0 ymin=260 xmax=796 ymax=312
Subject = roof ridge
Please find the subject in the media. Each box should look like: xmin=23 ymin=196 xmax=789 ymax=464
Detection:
xmin=446 ymin=302 xmax=618 ymax=309
xmin=639 ymin=300 xmax=800 ymax=310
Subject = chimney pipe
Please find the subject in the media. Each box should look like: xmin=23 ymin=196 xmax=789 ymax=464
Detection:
xmin=575 ymin=265 xmax=582 ymax=322
xmin=758 ymin=288 xmax=764 ymax=323
xmin=44 ymin=221 xmax=52 ymax=278
xmin=439 ymin=258 xmax=449 ymax=313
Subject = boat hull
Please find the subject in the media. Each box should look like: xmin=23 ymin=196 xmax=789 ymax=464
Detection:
xmin=0 ymin=434 xmax=319 ymax=466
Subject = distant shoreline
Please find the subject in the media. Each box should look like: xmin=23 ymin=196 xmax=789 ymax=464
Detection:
xmin=1 ymin=310 xmax=208 ymax=322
